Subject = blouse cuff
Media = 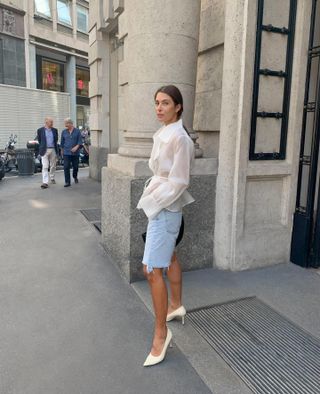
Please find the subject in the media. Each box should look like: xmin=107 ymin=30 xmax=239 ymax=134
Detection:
xmin=137 ymin=193 xmax=162 ymax=220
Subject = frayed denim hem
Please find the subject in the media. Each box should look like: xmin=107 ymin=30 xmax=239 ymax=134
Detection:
xmin=142 ymin=261 xmax=170 ymax=274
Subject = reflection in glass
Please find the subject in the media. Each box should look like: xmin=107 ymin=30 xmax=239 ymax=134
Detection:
xmin=57 ymin=0 xmax=72 ymax=26
xmin=42 ymin=60 xmax=64 ymax=92
xmin=34 ymin=0 xmax=51 ymax=17
xmin=299 ymin=164 xmax=310 ymax=210
xmin=76 ymin=67 xmax=89 ymax=97
xmin=77 ymin=5 xmax=88 ymax=33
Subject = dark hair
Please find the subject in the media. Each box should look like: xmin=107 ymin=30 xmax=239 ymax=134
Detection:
xmin=154 ymin=85 xmax=192 ymax=139
xmin=154 ymin=85 xmax=183 ymax=118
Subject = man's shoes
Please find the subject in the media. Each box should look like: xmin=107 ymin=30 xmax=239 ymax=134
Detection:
xmin=41 ymin=183 xmax=48 ymax=189
xmin=51 ymin=179 xmax=56 ymax=184
xmin=74 ymin=178 xmax=79 ymax=184
xmin=64 ymin=183 xmax=71 ymax=187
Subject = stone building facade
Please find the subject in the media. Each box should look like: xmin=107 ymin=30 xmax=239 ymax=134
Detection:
xmin=0 ymin=1 xmax=26 ymax=86
xmin=0 ymin=0 xmax=90 ymax=128
xmin=89 ymin=0 xmax=320 ymax=282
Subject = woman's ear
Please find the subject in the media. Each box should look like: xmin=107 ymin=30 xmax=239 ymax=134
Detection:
xmin=175 ymin=104 xmax=182 ymax=114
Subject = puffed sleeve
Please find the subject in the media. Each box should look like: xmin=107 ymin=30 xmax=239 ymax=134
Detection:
xmin=138 ymin=135 xmax=194 ymax=219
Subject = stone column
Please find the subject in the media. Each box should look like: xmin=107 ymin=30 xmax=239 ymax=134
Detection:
xmin=28 ymin=43 xmax=37 ymax=89
xmin=52 ymin=0 xmax=57 ymax=33
xmin=116 ymin=0 xmax=201 ymax=160
xmin=65 ymin=54 xmax=77 ymax=123
xmin=72 ymin=0 xmax=77 ymax=39
xmin=88 ymin=28 xmax=110 ymax=180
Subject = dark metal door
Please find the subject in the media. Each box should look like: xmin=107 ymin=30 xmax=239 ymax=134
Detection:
xmin=291 ymin=0 xmax=320 ymax=268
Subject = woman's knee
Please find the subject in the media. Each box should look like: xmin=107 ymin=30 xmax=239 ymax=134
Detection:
xmin=143 ymin=265 xmax=163 ymax=282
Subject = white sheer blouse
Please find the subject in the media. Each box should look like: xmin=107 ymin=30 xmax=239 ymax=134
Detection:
xmin=137 ymin=119 xmax=195 ymax=220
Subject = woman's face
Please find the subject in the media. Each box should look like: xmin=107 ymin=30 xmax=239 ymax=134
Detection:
xmin=155 ymin=92 xmax=181 ymax=125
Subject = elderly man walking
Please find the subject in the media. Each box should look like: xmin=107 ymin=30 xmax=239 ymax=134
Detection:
xmin=37 ymin=117 xmax=59 ymax=189
xmin=60 ymin=118 xmax=82 ymax=187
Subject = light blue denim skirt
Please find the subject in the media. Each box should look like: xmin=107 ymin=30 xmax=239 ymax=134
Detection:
xmin=143 ymin=209 xmax=182 ymax=273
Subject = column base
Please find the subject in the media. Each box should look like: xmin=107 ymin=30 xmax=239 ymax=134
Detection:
xmin=101 ymin=160 xmax=217 ymax=283
xmin=89 ymin=146 xmax=109 ymax=181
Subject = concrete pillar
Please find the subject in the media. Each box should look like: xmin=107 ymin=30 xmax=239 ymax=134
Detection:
xmin=52 ymin=0 xmax=57 ymax=32
xmin=66 ymin=54 xmax=77 ymax=123
xmin=28 ymin=43 xmax=37 ymax=89
xmin=88 ymin=27 xmax=110 ymax=181
xmin=72 ymin=0 xmax=77 ymax=39
xmin=117 ymin=0 xmax=201 ymax=159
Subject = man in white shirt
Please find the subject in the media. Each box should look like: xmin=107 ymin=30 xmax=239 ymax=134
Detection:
xmin=36 ymin=117 xmax=59 ymax=189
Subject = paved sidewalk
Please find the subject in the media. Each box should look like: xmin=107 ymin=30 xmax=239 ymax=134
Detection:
xmin=133 ymin=261 xmax=320 ymax=394
xmin=2 ymin=170 xmax=319 ymax=394
xmin=0 ymin=170 xmax=211 ymax=394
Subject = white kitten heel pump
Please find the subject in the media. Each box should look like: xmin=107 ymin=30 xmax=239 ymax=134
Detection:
xmin=143 ymin=328 xmax=173 ymax=367
xmin=166 ymin=305 xmax=186 ymax=325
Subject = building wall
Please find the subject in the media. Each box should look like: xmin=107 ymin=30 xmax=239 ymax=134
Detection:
xmin=26 ymin=0 xmax=89 ymax=53
xmin=89 ymin=0 xmax=314 ymax=275
xmin=0 ymin=3 xmax=26 ymax=86
xmin=214 ymin=0 xmax=312 ymax=270
xmin=0 ymin=84 xmax=70 ymax=149
xmin=87 ymin=0 xmax=121 ymax=180
xmin=0 ymin=0 xmax=90 ymax=147
xmin=193 ymin=0 xmax=225 ymax=158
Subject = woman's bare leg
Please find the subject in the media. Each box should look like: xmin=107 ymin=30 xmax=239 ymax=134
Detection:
xmin=143 ymin=265 xmax=168 ymax=356
xmin=166 ymin=252 xmax=182 ymax=314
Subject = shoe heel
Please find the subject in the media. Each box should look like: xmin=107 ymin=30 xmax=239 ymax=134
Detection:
xmin=169 ymin=341 xmax=173 ymax=348
xmin=182 ymin=315 xmax=185 ymax=325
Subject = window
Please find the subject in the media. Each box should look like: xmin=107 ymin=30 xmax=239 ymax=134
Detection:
xmin=34 ymin=0 xmax=51 ymax=18
xmin=77 ymin=5 xmax=88 ymax=33
xmin=41 ymin=60 xmax=64 ymax=92
xmin=57 ymin=0 xmax=72 ymax=26
xmin=76 ymin=67 xmax=89 ymax=97
xmin=77 ymin=105 xmax=90 ymax=129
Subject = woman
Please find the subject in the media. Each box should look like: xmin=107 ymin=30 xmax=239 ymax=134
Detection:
xmin=137 ymin=85 xmax=195 ymax=367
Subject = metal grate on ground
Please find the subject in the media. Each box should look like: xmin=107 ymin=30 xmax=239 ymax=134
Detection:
xmin=187 ymin=297 xmax=320 ymax=394
xmin=80 ymin=209 xmax=101 ymax=232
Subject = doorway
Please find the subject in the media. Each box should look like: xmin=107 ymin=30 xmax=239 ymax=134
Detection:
xmin=291 ymin=0 xmax=320 ymax=268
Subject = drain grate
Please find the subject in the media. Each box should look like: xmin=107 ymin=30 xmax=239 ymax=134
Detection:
xmin=80 ymin=209 xmax=101 ymax=232
xmin=187 ymin=297 xmax=320 ymax=394
xmin=80 ymin=208 xmax=101 ymax=222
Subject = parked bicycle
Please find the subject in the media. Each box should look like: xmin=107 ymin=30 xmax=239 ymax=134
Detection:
xmin=0 ymin=155 xmax=5 ymax=180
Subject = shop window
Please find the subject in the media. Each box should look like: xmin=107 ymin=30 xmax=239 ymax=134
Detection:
xmin=77 ymin=5 xmax=88 ymax=33
xmin=34 ymin=0 xmax=52 ymax=18
xmin=57 ymin=0 xmax=72 ymax=26
xmin=77 ymin=105 xmax=90 ymax=129
xmin=41 ymin=60 xmax=64 ymax=92
xmin=76 ymin=67 xmax=89 ymax=97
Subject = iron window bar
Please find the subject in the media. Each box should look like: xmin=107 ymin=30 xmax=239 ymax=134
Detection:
xmin=291 ymin=0 xmax=320 ymax=268
xmin=296 ymin=206 xmax=307 ymax=214
xmin=261 ymin=24 xmax=289 ymax=34
xmin=256 ymin=111 xmax=283 ymax=118
xmin=295 ymin=0 xmax=319 ymax=215
xmin=305 ymin=102 xmax=316 ymax=111
xmin=299 ymin=155 xmax=311 ymax=165
xmin=259 ymin=68 xmax=287 ymax=77
xmin=309 ymin=46 xmax=320 ymax=56
xmin=249 ymin=0 xmax=297 ymax=160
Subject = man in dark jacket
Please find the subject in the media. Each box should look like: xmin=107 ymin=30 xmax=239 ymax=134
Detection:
xmin=37 ymin=117 xmax=59 ymax=189
xmin=60 ymin=118 xmax=82 ymax=187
